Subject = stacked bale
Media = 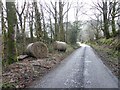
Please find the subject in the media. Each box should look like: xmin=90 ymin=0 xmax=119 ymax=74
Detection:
xmin=54 ymin=41 xmax=67 ymax=52
xmin=26 ymin=42 xmax=48 ymax=58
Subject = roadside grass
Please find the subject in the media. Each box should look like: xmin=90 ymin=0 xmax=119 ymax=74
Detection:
xmin=88 ymin=37 xmax=119 ymax=78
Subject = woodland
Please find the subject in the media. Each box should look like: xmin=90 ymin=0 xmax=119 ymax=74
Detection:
xmin=0 ymin=0 xmax=120 ymax=88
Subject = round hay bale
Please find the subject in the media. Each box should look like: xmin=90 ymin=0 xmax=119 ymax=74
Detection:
xmin=54 ymin=41 xmax=59 ymax=50
xmin=26 ymin=42 xmax=48 ymax=58
xmin=54 ymin=41 xmax=67 ymax=52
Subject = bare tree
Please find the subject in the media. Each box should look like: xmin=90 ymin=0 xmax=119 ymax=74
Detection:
xmin=41 ymin=4 xmax=48 ymax=43
xmin=65 ymin=2 xmax=69 ymax=43
xmin=90 ymin=13 xmax=103 ymax=39
xmin=33 ymin=1 xmax=42 ymax=41
xmin=15 ymin=1 xmax=26 ymax=33
xmin=72 ymin=0 xmax=84 ymax=43
xmin=15 ymin=1 xmax=27 ymax=52
xmin=29 ymin=3 xmax=34 ymax=42
xmin=117 ymin=1 xmax=120 ymax=36
xmin=49 ymin=14 xmax=54 ymax=43
xmin=109 ymin=0 xmax=120 ymax=36
xmin=59 ymin=0 xmax=72 ymax=42
xmin=59 ymin=0 xmax=64 ymax=41
xmin=92 ymin=0 xmax=120 ymax=38
xmin=1 ymin=1 xmax=7 ymax=64
xmin=6 ymin=1 xmax=17 ymax=64
xmin=44 ymin=1 xmax=72 ymax=42
xmin=92 ymin=0 xmax=110 ymax=38
xmin=103 ymin=0 xmax=110 ymax=38
xmin=44 ymin=1 xmax=59 ymax=41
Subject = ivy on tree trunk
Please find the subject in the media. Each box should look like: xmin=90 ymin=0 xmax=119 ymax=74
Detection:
xmin=6 ymin=1 xmax=17 ymax=64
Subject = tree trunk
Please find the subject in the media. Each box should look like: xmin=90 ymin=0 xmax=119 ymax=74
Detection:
xmin=41 ymin=5 xmax=48 ymax=43
xmin=34 ymin=2 xmax=42 ymax=41
xmin=29 ymin=11 xmax=34 ymax=42
xmin=1 ymin=6 xmax=7 ymax=64
xmin=16 ymin=21 xmax=20 ymax=41
xmin=111 ymin=1 xmax=116 ymax=37
xmin=59 ymin=1 xmax=65 ymax=42
xmin=22 ymin=15 xmax=26 ymax=52
xmin=6 ymin=1 xmax=17 ymax=64
xmin=103 ymin=1 xmax=110 ymax=39
xmin=54 ymin=2 xmax=59 ymax=41
xmin=49 ymin=15 xmax=53 ymax=43
xmin=65 ymin=3 xmax=69 ymax=43
xmin=112 ymin=16 xmax=116 ymax=36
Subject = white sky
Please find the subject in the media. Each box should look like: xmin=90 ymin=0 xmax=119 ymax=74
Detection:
xmin=68 ymin=0 xmax=94 ymax=21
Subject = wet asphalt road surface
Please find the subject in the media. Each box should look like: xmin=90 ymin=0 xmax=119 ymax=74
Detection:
xmin=30 ymin=44 xmax=118 ymax=88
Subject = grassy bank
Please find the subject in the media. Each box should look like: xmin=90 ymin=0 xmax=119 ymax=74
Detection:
xmin=88 ymin=37 xmax=119 ymax=78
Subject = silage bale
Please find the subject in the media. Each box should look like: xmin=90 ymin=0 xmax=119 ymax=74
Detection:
xmin=26 ymin=42 xmax=48 ymax=58
xmin=54 ymin=41 xmax=67 ymax=52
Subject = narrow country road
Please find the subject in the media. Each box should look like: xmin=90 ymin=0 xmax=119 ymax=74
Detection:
xmin=30 ymin=44 xmax=118 ymax=88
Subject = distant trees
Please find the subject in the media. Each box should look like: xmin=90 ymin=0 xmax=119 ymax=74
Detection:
xmin=89 ymin=13 xmax=103 ymax=40
xmin=47 ymin=1 xmax=58 ymax=41
xmin=45 ymin=1 xmax=72 ymax=42
xmin=69 ymin=0 xmax=83 ymax=44
xmin=69 ymin=21 xmax=80 ymax=44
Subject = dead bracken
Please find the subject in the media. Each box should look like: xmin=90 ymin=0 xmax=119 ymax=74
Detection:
xmin=2 ymin=50 xmax=74 ymax=88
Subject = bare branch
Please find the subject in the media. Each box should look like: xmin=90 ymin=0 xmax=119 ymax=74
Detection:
xmin=63 ymin=2 xmax=72 ymax=16
xmin=0 ymin=1 xmax=7 ymax=12
xmin=15 ymin=1 xmax=26 ymax=16
xmin=21 ymin=2 xmax=26 ymax=15
xmin=44 ymin=2 xmax=55 ymax=18
xmin=92 ymin=1 xmax=103 ymax=13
